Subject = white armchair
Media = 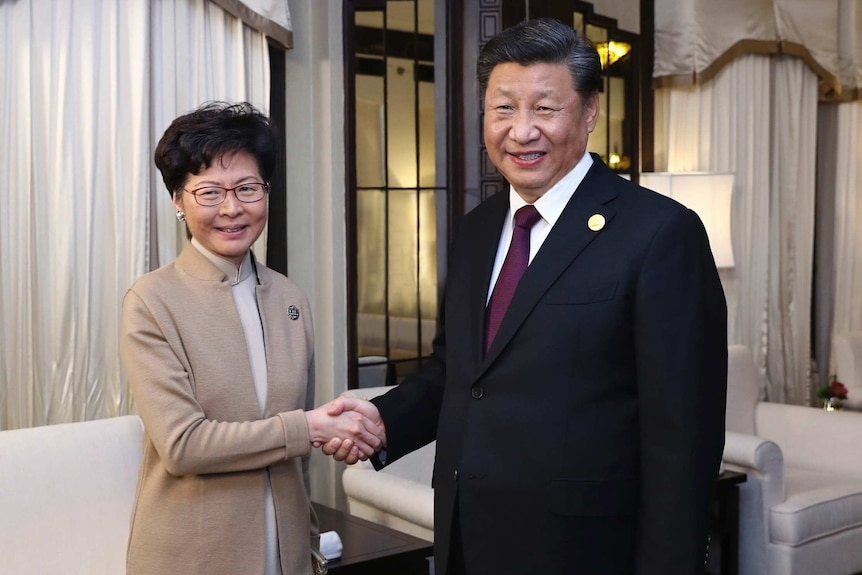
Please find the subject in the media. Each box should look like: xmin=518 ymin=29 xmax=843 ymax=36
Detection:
xmin=834 ymin=331 xmax=862 ymax=410
xmin=724 ymin=345 xmax=862 ymax=575
xmin=341 ymin=386 xmax=434 ymax=542
xmin=0 ymin=415 xmax=144 ymax=575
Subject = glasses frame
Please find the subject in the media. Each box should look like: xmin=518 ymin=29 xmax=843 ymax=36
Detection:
xmin=182 ymin=182 xmax=270 ymax=206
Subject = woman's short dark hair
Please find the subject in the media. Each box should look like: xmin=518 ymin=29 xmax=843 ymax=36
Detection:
xmin=476 ymin=18 xmax=601 ymax=103
xmin=154 ymin=101 xmax=278 ymax=197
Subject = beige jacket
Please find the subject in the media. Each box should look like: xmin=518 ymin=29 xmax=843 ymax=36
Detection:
xmin=121 ymin=244 xmax=318 ymax=575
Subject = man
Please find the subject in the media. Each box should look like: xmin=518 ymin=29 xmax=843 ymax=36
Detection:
xmin=328 ymin=17 xmax=727 ymax=575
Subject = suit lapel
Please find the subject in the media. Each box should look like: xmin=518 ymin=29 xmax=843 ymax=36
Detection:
xmin=480 ymin=160 xmax=619 ymax=370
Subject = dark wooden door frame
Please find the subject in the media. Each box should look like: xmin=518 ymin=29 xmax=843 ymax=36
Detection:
xmin=343 ymin=0 xmax=462 ymax=389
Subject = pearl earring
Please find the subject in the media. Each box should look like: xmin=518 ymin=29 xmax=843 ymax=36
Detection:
xmin=176 ymin=210 xmax=186 ymax=222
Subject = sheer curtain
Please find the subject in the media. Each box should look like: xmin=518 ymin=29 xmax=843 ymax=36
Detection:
xmin=821 ymin=101 xmax=862 ymax=375
xmin=0 ymin=0 xmax=270 ymax=430
xmin=655 ymin=55 xmax=819 ymax=404
xmin=832 ymin=102 xmax=862 ymax=335
xmin=151 ymin=0 xmax=271 ymax=268
xmin=767 ymin=58 xmax=819 ymax=405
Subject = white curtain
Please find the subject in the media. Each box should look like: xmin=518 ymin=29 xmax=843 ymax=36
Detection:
xmin=151 ymin=0 xmax=271 ymax=268
xmin=767 ymin=58 xmax=819 ymax=405
xmin=654 ymin=0 xmax=848 ymax=97
xmin=820 ymin=101 xmax=862 ymax=375
xmin=832 ymin=103 xmax=862 ymax=335
xmin=655 ymin=55 xmax=819 ymax=404
xmin=0 ymin=0 xmax=270 ymax=430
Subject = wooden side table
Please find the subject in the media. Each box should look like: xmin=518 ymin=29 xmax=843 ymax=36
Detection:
xmin=313 ymin=502 xmax=433 ymax=575
xmin=707 ymin=470 xmax=747 ymax=575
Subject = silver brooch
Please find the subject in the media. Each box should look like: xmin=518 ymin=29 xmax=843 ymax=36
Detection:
xmin=288 ymin=305 xmax=300 ymax=320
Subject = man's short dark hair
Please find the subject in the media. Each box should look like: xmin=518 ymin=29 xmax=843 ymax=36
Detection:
xmin=476 ymin=18 xmax=601 ymax=102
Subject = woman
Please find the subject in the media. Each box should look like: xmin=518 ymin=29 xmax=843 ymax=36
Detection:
xmin=121 ymin=102 xmax=382 ymax=575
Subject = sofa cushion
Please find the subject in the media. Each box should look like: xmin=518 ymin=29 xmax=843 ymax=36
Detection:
xmin=0 ymin=416 xmax=144 ymax=575
xmin=770 ymin=467 xmax=862 ymax=546
xmin=756 ymin=403 xmax=862 ymax=477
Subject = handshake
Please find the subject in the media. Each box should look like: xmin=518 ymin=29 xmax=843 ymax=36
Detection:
xmin=304 ymin=395 xmax=386 ymax=465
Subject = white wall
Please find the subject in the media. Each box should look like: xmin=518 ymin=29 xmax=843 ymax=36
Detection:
xmin=283 ymin=0 xmax=349 ymax=509
xmin=596 ymin=0 xmax=640 ymax=34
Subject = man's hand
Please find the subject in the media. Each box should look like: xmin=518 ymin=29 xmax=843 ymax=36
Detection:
xmin=317 ymin=396 xmax=386 ymax=464
xmin=305 ymin=397 xmax=385 ymax=462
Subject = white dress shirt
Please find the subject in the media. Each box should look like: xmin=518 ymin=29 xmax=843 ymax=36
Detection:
xmin=487 ymin=153 xmax=594 ymax=302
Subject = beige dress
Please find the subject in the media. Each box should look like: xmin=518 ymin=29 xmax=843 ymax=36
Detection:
xmin=121 ymin=243 xmax=319 ymax=575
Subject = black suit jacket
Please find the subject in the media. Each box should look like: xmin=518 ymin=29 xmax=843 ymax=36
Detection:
xmin=373 ymin=156 xmax=727 ymax=575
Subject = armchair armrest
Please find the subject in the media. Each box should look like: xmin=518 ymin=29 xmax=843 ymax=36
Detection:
xmin=342 ymin=466 xmax=434 ymax=530
xmin=723 ymin=430 xmax=785 ymax=573
xmin=723 ymin=431 xmax=782 ymax=472
xmin=723 ymin=431 xmax=785 ymax=508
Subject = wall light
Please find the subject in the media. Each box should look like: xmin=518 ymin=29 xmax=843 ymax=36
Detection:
xmin=639 ymin=172 xmax=735 ymax=268
xmin=595 ymin=41 xmax=631 ymax=69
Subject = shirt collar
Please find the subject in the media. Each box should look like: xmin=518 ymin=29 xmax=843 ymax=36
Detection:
xmin=190 ymin=237 xmax=254 ymax=286
xmin=508 ymin=152 xmax=593 ymax=223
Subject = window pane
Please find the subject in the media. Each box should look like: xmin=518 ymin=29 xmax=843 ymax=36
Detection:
xmin=356 ymin=74 xmax=386 ymax=188
xmin=350 ymin=0 xmax=444 ymax=387
xmin=386 ymin=0 xmax=416 ymax=33
xmin=418 ymin=74 xmax=435 ymax=188
xmin=386 ymin=56 xmax=418 ymax=187
xmin=417 ymin=188 xmax=438 ymax=356
xmin=572 ymin=11 xmax=584 ymax=35
xmin=385 ymin=1 xmax=418 ymax=188
xmin=357 ymin=188 xmax=387 ymax=357
xmin=357 ymin=188 xmax=387 ymax=313
xmin=355 ymin=11 xmax=383 ymax=29
xmin=388 ymin=189 xmax=418 ymax=358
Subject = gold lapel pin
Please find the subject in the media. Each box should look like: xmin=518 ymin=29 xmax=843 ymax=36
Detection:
xmin=588 ymin=214 xmax=606 ymax=232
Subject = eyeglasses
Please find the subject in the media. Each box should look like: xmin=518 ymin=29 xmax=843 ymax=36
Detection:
xmin=182 ymin=182 xmax=269 ymax=206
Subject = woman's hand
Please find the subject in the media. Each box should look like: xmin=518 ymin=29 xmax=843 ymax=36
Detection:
xmin=318 ymin=396 xmax=387 ymax=464
xmin=304 ymin=397 xmax=386 ymax=462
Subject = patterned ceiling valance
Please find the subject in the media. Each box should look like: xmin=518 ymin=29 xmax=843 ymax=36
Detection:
xmin=210 ymin=0 xmax=292 ymax=49
xmin=654 ymin=0 xmax=862 ymax=101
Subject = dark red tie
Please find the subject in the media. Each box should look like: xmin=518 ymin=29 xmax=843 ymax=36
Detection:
xmin=485 ymin=205 xmax=542 ymax=353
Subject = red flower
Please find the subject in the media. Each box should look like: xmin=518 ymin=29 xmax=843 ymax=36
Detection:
xmin=830 ymin=380 xmax=849 ymax=400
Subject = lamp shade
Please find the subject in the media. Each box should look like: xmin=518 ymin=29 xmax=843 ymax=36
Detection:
xmin=640 ymin=172 xmax=735 ymax=268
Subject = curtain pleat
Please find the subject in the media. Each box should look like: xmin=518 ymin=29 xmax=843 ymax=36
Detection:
xmin=655 ymin=55 xmax=818 ymax=405
xmin=656 ymin=56 xmax=771 ymax=395
xmin=766 ymin=58 xmax=819 ymax=404
xmin=0 ymin=0 xmax=270 ymax=430
xmin=826 ymin=102 xmax=862 ymax=369
xmin=0 ymin=0 xmax=149 ymax=429
xmin=151 ymin=0 xmax=271 ymax=270
xmin=709 ymin=57 xmax=773 ymax=398
xmin=0 ymin=0 xmax=35 ymax=430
